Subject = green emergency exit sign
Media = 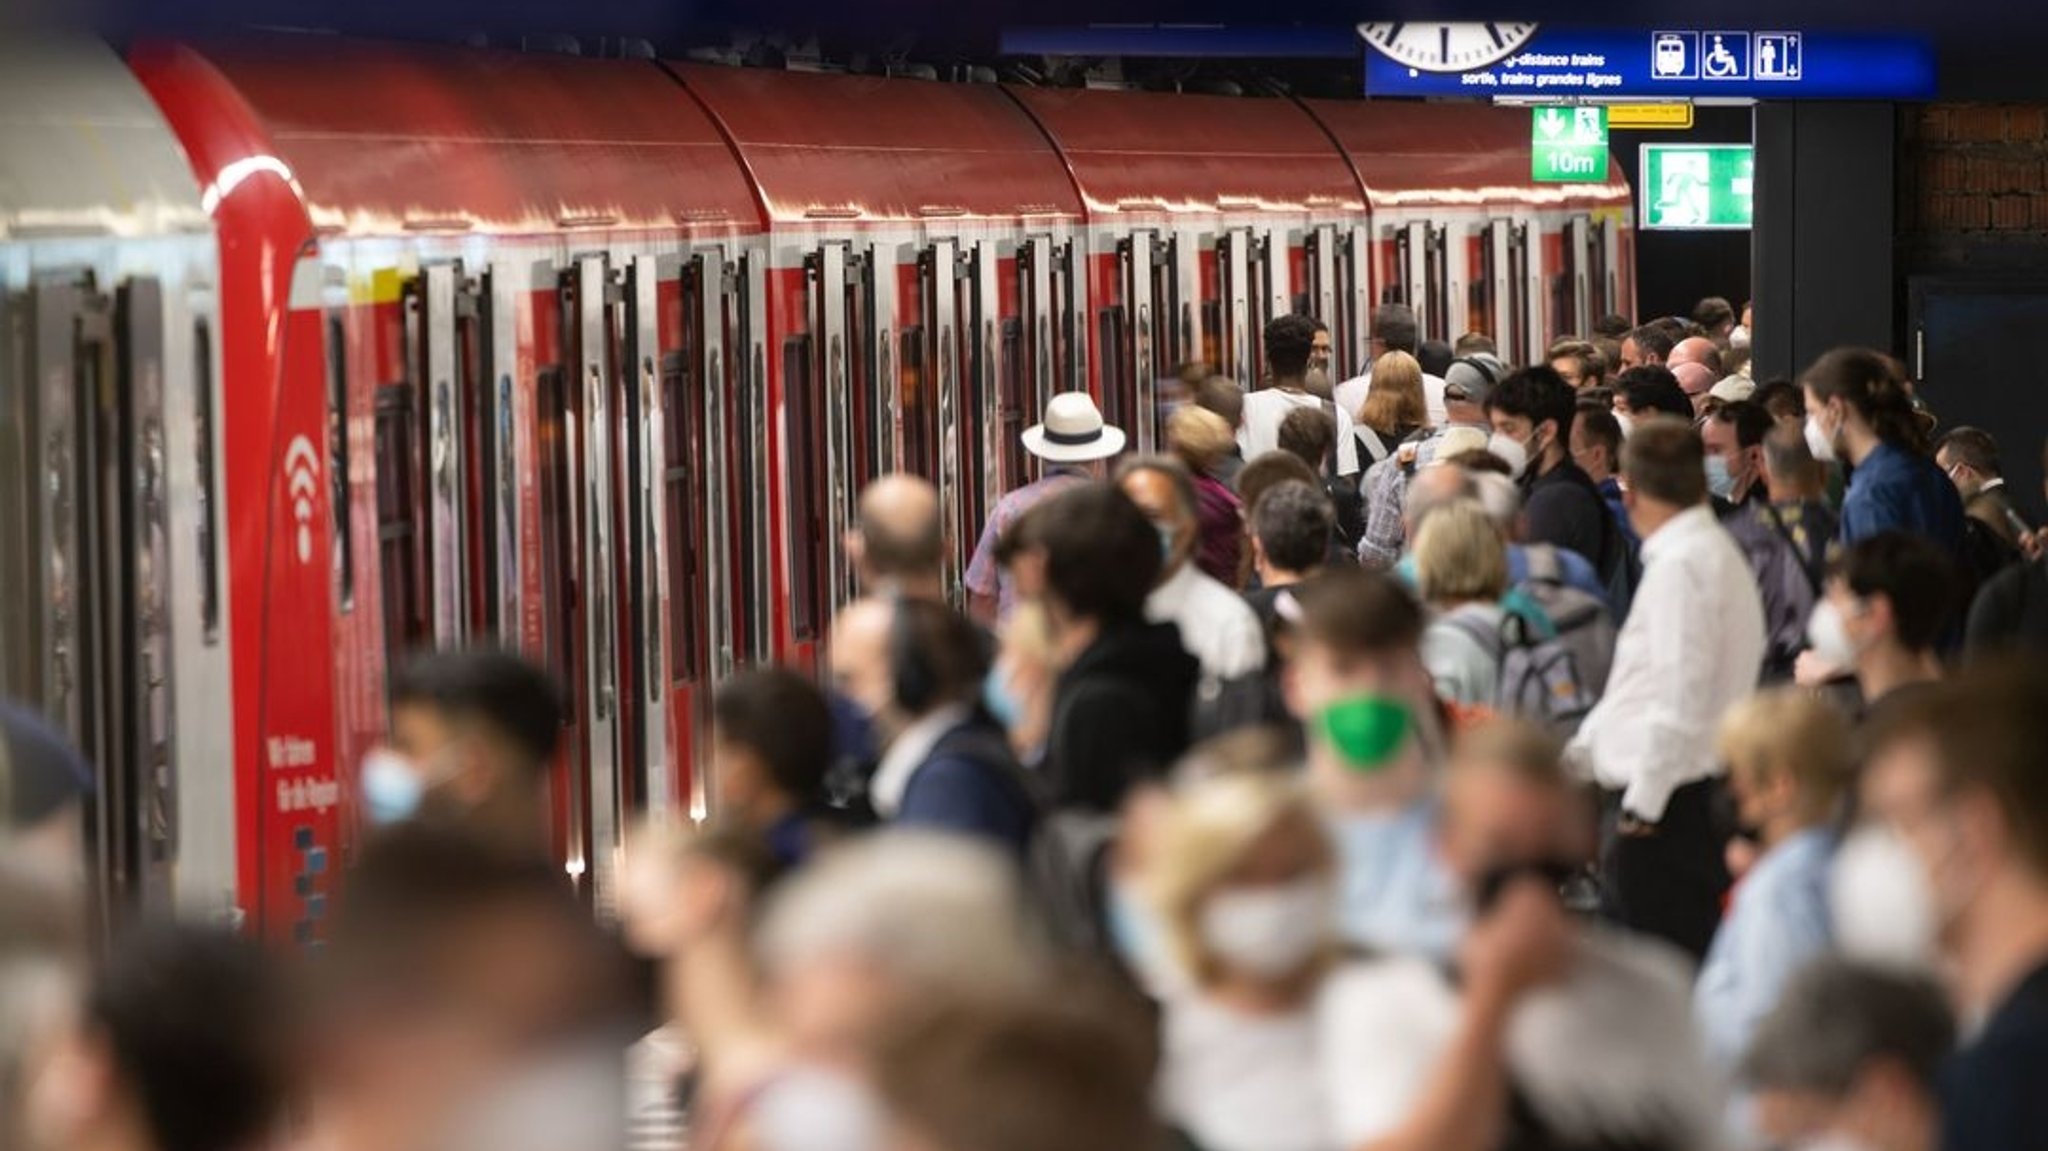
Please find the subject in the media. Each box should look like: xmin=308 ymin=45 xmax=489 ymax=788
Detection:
xmin=1531 ymin=105 xmax=1609 ymax=183
xmin=1640 ymin=144 xmax=1755 ymax=230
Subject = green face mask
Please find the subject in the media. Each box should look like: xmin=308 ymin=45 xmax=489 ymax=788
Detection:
xmin=1314 ymin=694 xmax=1414 ymax=772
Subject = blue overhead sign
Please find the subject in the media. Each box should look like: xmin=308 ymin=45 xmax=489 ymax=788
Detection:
xmin=1363 ymin=27 xmax=1934 ymax=100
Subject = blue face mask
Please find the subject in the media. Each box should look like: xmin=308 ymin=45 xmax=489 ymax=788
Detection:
xmin=982 ymin=668 xmax=1022 ymax=729
xmin=1704 ymin=454 xmax=1736 ymax=500
xmin=1156 ymin=524 xmax=1178 ymax=562
xmin=1105 ymin=879 xmax=1178 ymax=995
xmin=360 ymin=749 xmax=425 ymax=827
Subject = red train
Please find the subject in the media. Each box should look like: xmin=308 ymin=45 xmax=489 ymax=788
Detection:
xmin=0 ymin=36 xmax=1633 ymax=940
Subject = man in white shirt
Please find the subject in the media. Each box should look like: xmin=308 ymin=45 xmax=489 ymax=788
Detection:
xmin=1116 ymin=458 xmax=1266 ymax=683
xmin=1335 ymin=303 xmax=1450 ymax=430
xmin=1241 ymin=314 xmax=1364 ymax=477
xmin=1567 ymin=416 xmax=1767 ymax=961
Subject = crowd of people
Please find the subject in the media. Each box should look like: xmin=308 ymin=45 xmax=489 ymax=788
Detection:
xmin=5 ymin=294 xmax=2048 ymax=1151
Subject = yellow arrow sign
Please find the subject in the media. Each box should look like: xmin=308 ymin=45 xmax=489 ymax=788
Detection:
xmin=1606 ymin=103 xmax=1695 ymax=130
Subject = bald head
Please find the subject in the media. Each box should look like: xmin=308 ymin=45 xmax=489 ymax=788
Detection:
xmin=853 ymin=474 xmax=944 ymax=598
xmin=1403 ymin=463 xmax=1478 ymax=536
xmin=1669 ymin=337 xmax=1723 ymax=377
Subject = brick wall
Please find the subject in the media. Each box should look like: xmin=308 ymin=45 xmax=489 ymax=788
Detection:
xmin=1901 ymin=103 xmax=2048 ymax=266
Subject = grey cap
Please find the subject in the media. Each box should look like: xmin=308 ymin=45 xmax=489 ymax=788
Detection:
xmin=1442 ymin=353 xmax=1507 ymax=407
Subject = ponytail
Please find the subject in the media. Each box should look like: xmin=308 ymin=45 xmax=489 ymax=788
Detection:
xmin=1801 ymin=347 xmax=1927 ymax=454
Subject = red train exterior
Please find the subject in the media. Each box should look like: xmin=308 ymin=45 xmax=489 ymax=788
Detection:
xmin=0 ymin=36 xmax=1633 ymax=938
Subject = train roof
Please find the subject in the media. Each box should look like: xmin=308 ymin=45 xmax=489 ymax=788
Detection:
xmin=149 ymin=37 xmax=759 ymax=237
xmin=0 ymin=40 xmax=208 ymax=240
xmin=1301 ymin=99 xmax=1632 ymax=211
xmin=1004 ymin=87 xmax=1364 ymax=218
xmin=671 ymin=64 xmax=1085 ymax=226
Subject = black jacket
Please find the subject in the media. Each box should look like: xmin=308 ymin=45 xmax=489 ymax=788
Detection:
xmin=1524 ymin=460 xmax=1623 ymax=587
xmin=1966 ymin=557 xmax=2048 ymax=654
xmin=1042 ymin=621 xmax=1199 ymax=812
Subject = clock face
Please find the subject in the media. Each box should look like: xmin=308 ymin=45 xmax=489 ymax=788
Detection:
xmin=1358 ymin=21 xmax=1540 ymax=73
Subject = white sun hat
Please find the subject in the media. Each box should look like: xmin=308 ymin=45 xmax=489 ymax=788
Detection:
xmin=1021 ymin=391 xmax=1127 ymax=463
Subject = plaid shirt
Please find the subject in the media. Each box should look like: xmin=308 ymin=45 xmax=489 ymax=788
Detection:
xmin=1356 ymin=425 xmax=1480 ymax=568
xmin=965 ymin=467 xmax=1089 ymax=619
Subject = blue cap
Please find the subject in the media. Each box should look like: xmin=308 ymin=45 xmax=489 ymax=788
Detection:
xmin=0 ymin=700 xmax=93 ymax=829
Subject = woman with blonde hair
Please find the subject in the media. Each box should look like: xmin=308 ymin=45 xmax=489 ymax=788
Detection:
xmin=1694 ymin=689 xmax=1854 ymax=1073
xmin=1167 ymin=404 xmax=1245 ymax=584
xmin=1355 ymin=349 xmax=1429 ymax=467
xmin=1142 ymin=769 xmax=1342 ymax=1151
xmin=1411 ymin=499 xmax=1512 ymax=707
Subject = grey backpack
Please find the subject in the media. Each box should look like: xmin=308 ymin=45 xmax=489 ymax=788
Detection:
xmin=1453 ymin=546 xmax=1616 ymax=734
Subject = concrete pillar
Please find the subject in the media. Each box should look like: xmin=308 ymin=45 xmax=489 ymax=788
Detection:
xmin=1751 ymin=102 xmax=1898 ymax=382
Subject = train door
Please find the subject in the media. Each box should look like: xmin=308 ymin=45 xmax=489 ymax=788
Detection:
xmin=1305 ymin=225 xmax=1344 ymax=376
xmin=0 ymin=271 xmax=177 ymax=934
xmin=1218 ymin=228 xmax=1255 ymax=387
xmin=915 ymin=240 xmax=965 ymax=600
xmin=663 ymin=249 xmax=723 ymax=817
xmin=1593 ymin=216 xmax=1621 ymax=324
xmin=1394 ymin=221 xmax=1444 ymax=341
xmin=1255 ymin=230 xmax=1291 ymax=363
xmin=538 ymin=255 xmax=620 ymax=907
xmin=1564 ymin=216 xmax=1593 ymax=342
xmin=796 ymin=242 xmax=852 ymax=622
xmin=1114 ymin=231 xmax=1164 ymax=452
xmin=606 ymin=255 xmax=675 ymax=816
xmin=1480 ymin=221 xmax=1510 ymax=350
xmin=1513 ymin=221 xmax=1543 ymax=365
xmin=1017 ymin=234 xmax=1062 ymax=474
xmin=1343 ymin=225 xmax=1371 ymax=372
xmin=962 ymin=240 xmax=1010 ymax=551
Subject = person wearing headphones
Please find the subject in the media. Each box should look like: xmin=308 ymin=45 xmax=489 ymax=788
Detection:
xmin=828 ymin=597 xmax=1037 ymax=858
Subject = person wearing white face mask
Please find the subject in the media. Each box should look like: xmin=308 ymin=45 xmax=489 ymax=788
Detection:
xmin=1800 ymin=348 xmax=1962 ymax=550
xmin=1794 ymin=532 xmax=1957 ymax=713
xmin=1486 ymin=367 xmax=1631 ymax=604
xmin=1832 ymin=660 xmax=2048 ymax=1151
xmin=1146 ymin=768 xmax=1344 ymax=1151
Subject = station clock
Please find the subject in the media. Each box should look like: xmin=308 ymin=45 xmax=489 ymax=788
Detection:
xmin=1358 ymin=22 xmax=1540 ymax=72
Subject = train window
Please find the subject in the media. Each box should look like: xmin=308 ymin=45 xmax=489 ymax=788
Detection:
xmin=783 ymin=336 xmax=823 ymax=642
xmin=1201 ymin=300 xmax=1222 ymax=370
xmin=898 ymin=326 xmax=932 ymax=480
xmin=535 ymin=366 xmax=574 ymax=720
xmin=661 ymin=351 xmax=700 ymax=685
xmin=456 ymin=305 xmax=492 ymax=636
xmin=192 ymin=318 xmax=220 ymax=645
xmin=373 ymin=384 xmax=425 ymax=663
xmin=1097 ymin=307 xmax=1128 ymax=429
xmin=1292 ymin=293 xmax=1312 ymax=317
xmin=325 ymin=315 xmax=353 ymax=613
xmin=998 ymin=317 xmax=1025 ymax=492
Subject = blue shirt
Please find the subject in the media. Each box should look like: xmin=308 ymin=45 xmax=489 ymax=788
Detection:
xmin=1597 ymin=476 xmax=1641 ymax=553
xmin=1839 ymin=441 xmax=1965 ymax=550
xmin=1327 ymin=798 xmax=1465 ymax=962
xmin=1694 ymin=828 xmax=1836 ymax=1070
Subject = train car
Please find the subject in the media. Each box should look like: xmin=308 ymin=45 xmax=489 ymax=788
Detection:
xmin=0 ymin=41 xmax=236 ymax=932
xmin=130 ymin=36 xmax=769 ymax=930
xmin=1 ymin=34 xmax=1635 ymax=941
xmin=1301 ymin=99 xmax=1635 ymax=366
xmin=669 ymin=64 xmax=1089 ymax=632
xmin=1006 ymin=87 xmax=1368 ymax=450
